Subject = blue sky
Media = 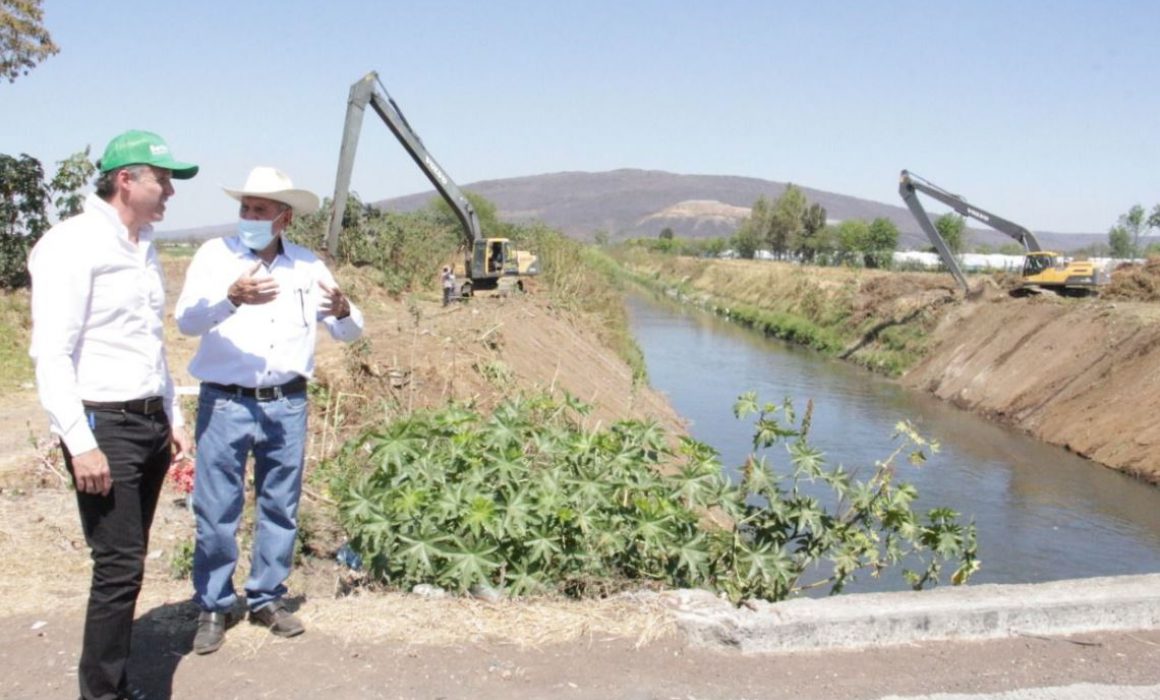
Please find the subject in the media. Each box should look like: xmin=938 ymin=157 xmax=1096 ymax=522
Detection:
xmin=3 ymin=1 xmax=1156 ymax=234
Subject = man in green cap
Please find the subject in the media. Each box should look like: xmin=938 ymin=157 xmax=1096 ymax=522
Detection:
xmin=28 ymin=130 xmax=198 ymax=700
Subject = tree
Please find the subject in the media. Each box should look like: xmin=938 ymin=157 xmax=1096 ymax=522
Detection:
xmin=0 ymin=153 xmax=50 ymax=287
xmin=592 ymin=229 xmax=609 ymax=247
xmin=1108 ymin=225 xmax=1133 ymax=258
xmin=768 ymin=184 xmax=807 ymax=259
xmin=703 ymin=237 xmax=727 ymax=258
xmin=734 ymin=199 xmax=769 ymax=260
xmin=429 ymin=190 xmax=511 ymax=242
xmin=1113 ymin=204 xmax=1156 ymax=257
xmin=934 ymin=213 xmax=967 ymax=255
xmin=834 ymin=219 xmax=869 ymax=265
xmin=733 ymin=218 xmax=761 ymax=259
xmin=1 ymin=0 xmax=59 ymax=83
xmin=50 ymin=147 xmax=96 ymax=219
xmin=735 ymin=196 xmax=772 ymax=259
xmin=658 ymin=227 xmax=674 ymax=241
xmin=795 ymin=202 xmax=827 ymax=263
xmin=864 ymin=217 xmax=900 ymax=269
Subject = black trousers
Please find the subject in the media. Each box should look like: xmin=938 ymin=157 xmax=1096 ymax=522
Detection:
xmin=63 ymin=408 xmax=171 ymax=700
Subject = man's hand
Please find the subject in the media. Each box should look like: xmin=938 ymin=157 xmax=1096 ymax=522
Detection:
xmin=72 ymin=447 xmax=112 ymax=496
xmin=171 ymin=426 xmax=194 ymax=462
xmin=319 ymin=280 xmax=351 ymax=319
xmin=228 ymin=261 xmax=279 ymax=306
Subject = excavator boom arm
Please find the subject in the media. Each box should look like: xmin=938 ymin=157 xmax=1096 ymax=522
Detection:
xmin=899 ymin=170 xmax=1042 ymax=252
xmin=899 ymin=170 xmax=1046 ymax=293
xmin=327 ymin=72 xmax=481 ymax=256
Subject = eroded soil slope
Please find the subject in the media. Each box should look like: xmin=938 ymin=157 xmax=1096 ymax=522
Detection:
xmin=902 ymin=287 xmax=1160 ymax=482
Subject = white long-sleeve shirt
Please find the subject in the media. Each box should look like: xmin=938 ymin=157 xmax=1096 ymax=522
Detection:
xmin=175 ymin=235 xmax=363 ymax=387
xmin=28 ymin=193 xmax=183 ymax=455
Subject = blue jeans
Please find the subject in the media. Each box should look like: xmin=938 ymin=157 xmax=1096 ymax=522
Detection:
xmin=191 ymin=384 xmax=308 ymax=613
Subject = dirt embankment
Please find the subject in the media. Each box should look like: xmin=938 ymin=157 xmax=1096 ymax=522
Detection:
xmin=299 ymin=265 xmax=684 ymax=445
xmin=901 ymin=288 xmax=1160 ymax=482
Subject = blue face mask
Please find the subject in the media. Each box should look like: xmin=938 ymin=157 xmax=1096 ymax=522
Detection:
xmin=237 ymin=210 xmax=286 ymax=251
xmin=237 ymin=219 xmax=274 ymax=251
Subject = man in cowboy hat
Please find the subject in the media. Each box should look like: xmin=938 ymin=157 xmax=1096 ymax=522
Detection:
xmin=29 ymin=129 xmax=197 ymax=700
xmin=175 ymin=166 xmax=364 ymax=654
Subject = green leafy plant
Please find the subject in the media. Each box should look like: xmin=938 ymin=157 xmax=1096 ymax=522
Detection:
xmin=333 ymin=392 xmax=978 ymax=602
xmin=170 ymin=537 xmax=195 ymax=580
xmin=0 ymin=148 xmax=95 ymax=289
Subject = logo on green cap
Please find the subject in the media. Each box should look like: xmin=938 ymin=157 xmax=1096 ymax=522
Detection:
xmin=99 ymin=130 xmax=198 ymax=180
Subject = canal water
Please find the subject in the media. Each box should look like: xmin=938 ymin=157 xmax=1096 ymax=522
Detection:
xmin=626 ymin=292 xmax=1160 ymax=592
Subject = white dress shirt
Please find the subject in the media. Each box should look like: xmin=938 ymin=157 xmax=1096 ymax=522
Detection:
xmin=175 ymin=235 xmax=363 ymax=387
xmin=28 ymin=193 xmax=183 ymax=455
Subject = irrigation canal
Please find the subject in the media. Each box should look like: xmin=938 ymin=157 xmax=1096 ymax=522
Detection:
xmin=626 ymin=291 xmax=1160 ymax=593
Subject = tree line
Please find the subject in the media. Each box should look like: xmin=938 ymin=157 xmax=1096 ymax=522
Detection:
xmin=625 ymin=184 xmax=907 ymax=269
xmin=1108 ymin=204 xmax=1160 ymax=258
xmin=625 ymin=188 xmax=1160 ymax=264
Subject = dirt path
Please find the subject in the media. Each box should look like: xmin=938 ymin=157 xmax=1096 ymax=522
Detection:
xmin=6 ymin=585 xmax=1160 ymax=700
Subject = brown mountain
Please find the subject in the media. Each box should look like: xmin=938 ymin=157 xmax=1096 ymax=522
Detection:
xmin=377 ymin=169 xmax=1103 ymax=252
xmin=164 ymin=169 xmax=1104 ymax=252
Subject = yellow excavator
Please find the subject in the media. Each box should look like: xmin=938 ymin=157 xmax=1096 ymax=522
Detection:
xmin=326 ymin=72 xmax=539 ymax=296
xmin=899 ymin=170 xmax=1103 ymax=296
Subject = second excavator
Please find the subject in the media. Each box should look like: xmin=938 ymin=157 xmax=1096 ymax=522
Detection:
xmin=899 ymin=170 xmax=1103 ymax=296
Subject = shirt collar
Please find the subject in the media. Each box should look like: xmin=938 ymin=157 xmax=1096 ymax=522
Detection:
xmin=83 ymin=192 xmax=155 ymax=243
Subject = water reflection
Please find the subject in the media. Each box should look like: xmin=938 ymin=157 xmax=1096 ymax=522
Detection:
xmin=626 ymin=291 xmax=1160 ymax=591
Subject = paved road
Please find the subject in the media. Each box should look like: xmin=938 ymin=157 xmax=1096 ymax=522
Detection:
xmin=883 ymin=686 xmax=1160 ymax=700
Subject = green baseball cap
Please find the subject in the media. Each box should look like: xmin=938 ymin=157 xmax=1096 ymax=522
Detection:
xmin=98 ymin=130 xmax=199 ymax=179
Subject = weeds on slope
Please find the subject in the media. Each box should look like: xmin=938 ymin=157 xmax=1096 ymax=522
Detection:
xmin=331 ymin=391 xmax=979 ymax=603
xmin=610 ymin=248 xmax=947 ymax=376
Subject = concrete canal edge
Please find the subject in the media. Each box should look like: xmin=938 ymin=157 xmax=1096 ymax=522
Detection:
xmin=661 ymin=574 xmax=1160 ymax=653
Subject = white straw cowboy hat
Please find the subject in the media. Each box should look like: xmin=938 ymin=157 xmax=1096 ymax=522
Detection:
xmin=223 ymin=166 xmax=320 ymax=214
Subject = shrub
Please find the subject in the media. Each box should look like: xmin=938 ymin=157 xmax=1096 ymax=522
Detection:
xmin=0 ymin=149 xmax=95 ymax=289
xmin=333 ymin=392 xmax=978 ymax=602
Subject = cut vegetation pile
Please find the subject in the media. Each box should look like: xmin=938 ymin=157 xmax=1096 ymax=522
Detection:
xmin=1103 ymin=257 xmax=1160 ymax=302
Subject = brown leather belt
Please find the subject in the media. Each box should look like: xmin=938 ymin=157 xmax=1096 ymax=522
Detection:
xmin=204 ymin=377 xmax=308 ymax=401
xmin=82 ymin=396 xmax=166 ymax=415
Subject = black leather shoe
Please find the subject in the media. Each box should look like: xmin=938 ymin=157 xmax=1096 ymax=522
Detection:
xmin=193 ymin=611 xmax=229 ymax=655
xmin=249 ymin=601 xmax=305 ymax=637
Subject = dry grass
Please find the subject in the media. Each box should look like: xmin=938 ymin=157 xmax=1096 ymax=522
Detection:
xmin=305 ymin=592 xmax=675 ymax=648
xmin=0 ymin=289 xmax=33 ymax=390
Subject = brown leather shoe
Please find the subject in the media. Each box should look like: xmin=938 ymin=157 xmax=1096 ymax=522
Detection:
xmin=249 ymin=601 xmax=305 ymax=637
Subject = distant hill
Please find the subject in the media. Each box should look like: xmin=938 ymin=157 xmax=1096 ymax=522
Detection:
xmin=377 ymin=169 xmax=1103 ymax=252
xmin=162 ymin=169 xmax=1105 ymax=252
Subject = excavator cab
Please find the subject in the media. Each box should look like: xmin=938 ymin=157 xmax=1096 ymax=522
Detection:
xmin=1022 ymin=253 xmax=1055 ymax=276
xmin=470 ymin=238 xmax=513 ymax=277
